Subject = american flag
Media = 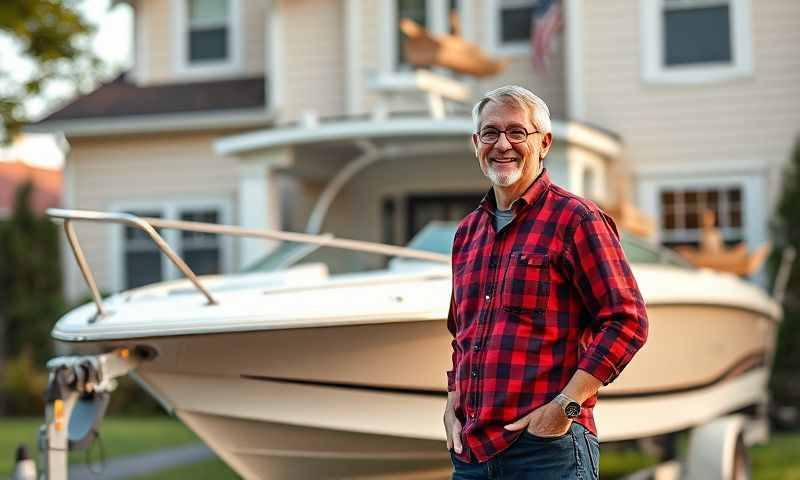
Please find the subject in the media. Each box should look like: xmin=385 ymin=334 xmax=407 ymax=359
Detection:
xmin=531 ymin=0 xmax=563 ymax=73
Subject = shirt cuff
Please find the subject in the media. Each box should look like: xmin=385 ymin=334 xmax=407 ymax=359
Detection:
xmin=447 ymin=370 xmax=456 ymax=392
xmin=577 ymin=355 xmax=620 ymax=386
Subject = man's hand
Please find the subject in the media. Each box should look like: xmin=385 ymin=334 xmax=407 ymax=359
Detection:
xmin=503 ymin=401 xmax=572 ymax=437
xmin=444 ymin=391 xmax=463 ymax=453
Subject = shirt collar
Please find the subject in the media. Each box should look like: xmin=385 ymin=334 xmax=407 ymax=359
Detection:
xmin=479 ymin=168 xmax=552 ymax=215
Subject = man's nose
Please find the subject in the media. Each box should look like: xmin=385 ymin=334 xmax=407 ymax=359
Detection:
xmin=494 ymin=132 xmax=513 ymax=150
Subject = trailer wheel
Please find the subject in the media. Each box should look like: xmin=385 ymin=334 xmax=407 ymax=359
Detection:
xmin=731 ymin=434 xmax=752 ymax=480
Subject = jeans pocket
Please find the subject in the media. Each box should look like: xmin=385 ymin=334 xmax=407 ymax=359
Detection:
xmin=583 ymin=431 xmax=600 ymax=479
xmin=522 ymin=427 xmax=570 ymax=442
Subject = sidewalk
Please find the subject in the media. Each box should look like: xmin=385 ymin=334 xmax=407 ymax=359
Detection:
xmin=68 ymin=443 xmax=214 ymax=480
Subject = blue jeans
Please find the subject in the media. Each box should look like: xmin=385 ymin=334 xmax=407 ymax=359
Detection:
xmin=450 ymin=422 xmax=600 ymax=480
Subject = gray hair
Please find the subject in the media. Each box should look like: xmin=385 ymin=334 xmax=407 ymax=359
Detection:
xmin=471 ymin=85 xmax=552 ymax=135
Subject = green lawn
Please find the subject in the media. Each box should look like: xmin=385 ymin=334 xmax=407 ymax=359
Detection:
xmin=126 ymin=457 xmax=240 ymax=480
xmin=0 ymin=416 xmax=200 ymax=477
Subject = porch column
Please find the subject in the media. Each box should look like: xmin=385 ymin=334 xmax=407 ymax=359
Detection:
xmin=237 ymin=147 xmax=293 ymax=270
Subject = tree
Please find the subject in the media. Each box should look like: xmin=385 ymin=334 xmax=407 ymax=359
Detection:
xmin=769 ymin=137 xmax=800 ymax=413
xmin=0 ymin=0 xmax=98 ymax=141
xmin=0 ymin=181 xmax=65 ymax=365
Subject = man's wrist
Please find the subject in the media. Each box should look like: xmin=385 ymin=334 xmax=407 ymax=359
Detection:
xmin=553 ymin=393 xmax=582 ymax=419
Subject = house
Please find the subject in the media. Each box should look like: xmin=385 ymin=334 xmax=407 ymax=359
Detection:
xmin=29 ymin=0 xmax=800 ymax=302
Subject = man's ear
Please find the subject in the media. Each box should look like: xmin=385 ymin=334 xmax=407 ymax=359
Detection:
xmin=539 ymin=132 xmax=553 ymax=159
xmin=471 ymin=133 xmax=480 ymax=156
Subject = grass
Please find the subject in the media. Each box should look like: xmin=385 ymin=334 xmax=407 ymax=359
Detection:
xmin=0 ymin=416 xmax=200 ymax=477
xmin=751 ymin=432 xmax=800 ymax=480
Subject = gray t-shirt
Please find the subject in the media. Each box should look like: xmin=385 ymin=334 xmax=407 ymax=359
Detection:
xmin=494 ymin=207 xmax=515 ymax=232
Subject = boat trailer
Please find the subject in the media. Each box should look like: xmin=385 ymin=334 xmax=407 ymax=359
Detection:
xmin=10 ymin=349 xmax=137 ymax=480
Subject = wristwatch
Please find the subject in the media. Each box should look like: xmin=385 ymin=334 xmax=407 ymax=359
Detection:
xmin=554 ymin=393 xmax=582 ymax=419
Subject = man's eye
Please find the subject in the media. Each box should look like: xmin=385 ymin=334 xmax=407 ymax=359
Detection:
xmin=507 ymin=129 xmax=527 ymax=139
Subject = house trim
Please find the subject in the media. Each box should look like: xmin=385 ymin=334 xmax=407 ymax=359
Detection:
xmin=172 ymin=0 xmax=245 ymax=80
xmin=345 ymin=0 xmax=363 ymax=115
xmin=108 ymin=197 xmax=234 ymax=293
xmin=26 ymin=108 xmax=276 ymax=138
xmin=267 ymin=0 xmax=284 ymax=114
xmin=564 ymin=0 xmax=584 ymax=120
xmin=640 ymin=0 xmax=754 ymax=85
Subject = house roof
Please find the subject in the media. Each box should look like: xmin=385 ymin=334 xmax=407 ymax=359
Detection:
xmin=37 ymin=74 xmax=267 ymax=122
xmin=0 ymin=161 xmax=61 ymax=217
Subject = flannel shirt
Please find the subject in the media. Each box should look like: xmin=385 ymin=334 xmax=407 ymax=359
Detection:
xmin=447 ymin=169 xmax=648 ymax=463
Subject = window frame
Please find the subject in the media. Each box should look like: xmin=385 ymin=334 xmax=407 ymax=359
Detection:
xmin=640 ymin=0 xmax=753 ymax=85
xmin=658 ymin=186 xmax=745 ymax=246
xmin=488 ymin=0 xmax=538 ymax=56
xmin=173 ymin=0 xmax=244 ymax=79
xmin=109 ymin=198 xmax=234 ymax=292
xmin=382 ymin=0 xmax=467 ymax=72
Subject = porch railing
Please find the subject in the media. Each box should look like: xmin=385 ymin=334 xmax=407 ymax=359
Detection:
xmin=47 ymin=208 xmax=451 ymax=322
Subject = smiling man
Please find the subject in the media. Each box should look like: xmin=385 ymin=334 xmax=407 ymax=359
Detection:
xmin=444 ymin=85 xmax=649 ymax=479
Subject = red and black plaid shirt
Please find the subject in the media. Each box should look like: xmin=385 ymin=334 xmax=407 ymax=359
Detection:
xmin=447 ymin=169 xmax=648 ymax=463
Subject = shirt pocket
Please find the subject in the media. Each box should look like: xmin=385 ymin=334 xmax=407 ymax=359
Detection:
xmin=500 ymin=251 xmax=549 ymax=318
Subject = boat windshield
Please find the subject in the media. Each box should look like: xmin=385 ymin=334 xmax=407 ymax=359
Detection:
xmin=240 ymin=221 xmax=691 ymax=274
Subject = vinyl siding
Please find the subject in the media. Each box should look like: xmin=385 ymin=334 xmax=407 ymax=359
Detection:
xmin=61 ymin=132 xmax=241 ymax=301
xmin=580 ymin=0 xmax=800 ymax=211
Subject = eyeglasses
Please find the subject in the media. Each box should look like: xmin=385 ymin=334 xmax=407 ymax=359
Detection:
xmin=477 ymin=127 xmax=539 ymax=144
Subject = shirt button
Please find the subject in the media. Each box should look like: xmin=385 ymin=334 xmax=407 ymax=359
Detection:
xmin=471 ymin=368 xmax=478 ymax=378
xmin=473 ymin=342 xmax=481 ymax=352
xmin=470 ymin=413 xmax=476 ymax=419
xmin=484 ymin=295 xmax=490 ymax=300
xmin=489 ymin=259 xmax=498 ymax=267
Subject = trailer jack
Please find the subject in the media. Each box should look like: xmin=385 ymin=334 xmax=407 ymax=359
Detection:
xmin=11 ymin=349 xmax=138 ymax=480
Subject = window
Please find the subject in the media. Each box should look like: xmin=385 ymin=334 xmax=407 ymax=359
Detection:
xmin=124 ymin=211 xmax=164 ymax=289
xmin=499 ymin=0 xmax=536 ymax=45
xmin=180 ymin=209 xmax=222 ymax=275
xmin=659 ymin=186 xmax=744 ymax=248
xmin=115 ymin=201 xmax=231 ymax=291
xmin=174 ymin=0 xmax=241 ymax=76
xmin=188 ymin=0 xmax=229 ymax=62
xmin=663 ymin=0 xmax=731 ymax=66
xmin=641 ymin=0 xmax=752 ymax=84
xmin=405 ymin=193 xmax=481 ymax=242
xmin=397 ymin=0 xmax=428 ymax=67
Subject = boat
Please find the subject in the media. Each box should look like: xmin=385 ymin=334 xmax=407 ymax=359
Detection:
xmin=48 ymin=208 xmax=781 ymax=479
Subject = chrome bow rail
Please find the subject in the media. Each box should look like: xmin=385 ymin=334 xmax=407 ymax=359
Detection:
xmin=47 ymin=208 xmax=450 ymax=321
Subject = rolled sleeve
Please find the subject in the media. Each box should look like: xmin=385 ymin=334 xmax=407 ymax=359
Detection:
xmin=565 ymin=211 xmax=649 ymax=386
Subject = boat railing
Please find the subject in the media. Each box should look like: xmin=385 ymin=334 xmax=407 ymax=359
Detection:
xmin=47 ymin=208 xmax=450 ymax=322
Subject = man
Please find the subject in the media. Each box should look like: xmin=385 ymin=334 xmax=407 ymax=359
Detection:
xmin=444 ymin=85 xmax=648 ymax=479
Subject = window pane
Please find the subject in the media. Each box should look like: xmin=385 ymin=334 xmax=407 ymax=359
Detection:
xmin=664 ymin=6 xmax=732 ymax=66
xmin=126 ymin=251 xmax=163 ymax=289
xmin=397 ymin=0 xmax=427 ymax=66
xmin=190 ymin=0 xmax=228 ymax=23
xmin=180 ymin=209 xmax=221 ymax=275
xmin=184 ymin=248 xmax=220 ymax=276
xmin=501 ymin=6 xmax=534 ymax=43
xmin=190 ymin=27 xmax=228 ymax=61
xmin=124 ymin=210 xmax=164 ymax=289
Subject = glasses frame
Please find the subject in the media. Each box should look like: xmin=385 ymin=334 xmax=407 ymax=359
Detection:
xmin=477 ymin=127 xmax=540 ymax=144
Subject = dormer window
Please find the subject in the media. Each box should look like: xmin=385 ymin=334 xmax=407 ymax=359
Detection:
xmin=174 ymin=0 xmax=242 ymax=77
xmin=188 ymin=0 xmax=230 ymax=63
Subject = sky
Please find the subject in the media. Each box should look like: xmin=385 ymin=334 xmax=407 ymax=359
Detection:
xmin=0 ymin=0 xmax=133 ymax=169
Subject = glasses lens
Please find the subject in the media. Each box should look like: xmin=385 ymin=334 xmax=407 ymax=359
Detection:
xmin=507 ymin=128 xmax=528 ymax=142
xmin=480 ymin=129 xmax=499 ymax=143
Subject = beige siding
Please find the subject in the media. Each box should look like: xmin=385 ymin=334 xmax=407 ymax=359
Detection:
xmin=62 ymin=132 xmax=241 ymax=301
xmin=278 ymin=0 xmax=345 ymax=121
xmin=581 ymin=1 xmax=800 ymax=207
xmin=136 ymin=0 xmax=266 ymax=85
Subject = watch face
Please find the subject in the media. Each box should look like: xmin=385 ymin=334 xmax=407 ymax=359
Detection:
xmin=565 ymin=402 xmax=581 ymax=418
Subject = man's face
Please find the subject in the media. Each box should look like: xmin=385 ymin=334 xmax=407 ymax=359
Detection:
xmin=471 ymin=100 xmax=552 ymax=190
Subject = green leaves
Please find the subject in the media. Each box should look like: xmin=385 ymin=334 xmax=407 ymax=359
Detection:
xmin=0 ymin=0 xmax=99 ymax=142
